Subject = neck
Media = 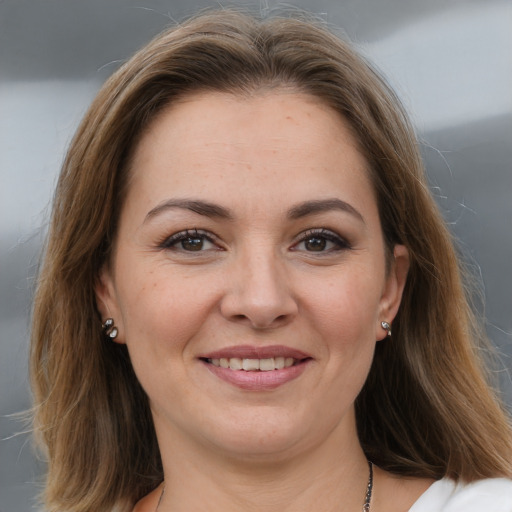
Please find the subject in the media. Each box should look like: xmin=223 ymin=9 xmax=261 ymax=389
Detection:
xmin=155 ymin=416 xmax=370 ymax=512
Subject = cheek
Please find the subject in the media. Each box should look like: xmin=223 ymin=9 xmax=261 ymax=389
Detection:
xmin=115 ymin=264 xmax=214 ymax=362
xmin=290 ymin=269 xmax=382 ymax=426
xmin=304 ymin=266 xmax=384 ymax=346
xmin=300 ymin=264 xmax=383 ymax=397
xmin=114 ymin=272 xmax=212 ymax=408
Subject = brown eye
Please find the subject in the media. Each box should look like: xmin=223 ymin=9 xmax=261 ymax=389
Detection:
xmin=292 ymin=229 xmax=351 ymax=254
xmin=304 ymin=236 xmax=327 ymax=252
xmin=181 ymin=236 xmax=205 ymax=251
xmin=160 ymin=229 xmax=219 ymax=252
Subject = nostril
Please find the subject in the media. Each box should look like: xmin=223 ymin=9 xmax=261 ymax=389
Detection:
xmin=227 ymin=312 xmax=291 ymax=330
xmin=220 ymin=283 xmax=298 ymax=328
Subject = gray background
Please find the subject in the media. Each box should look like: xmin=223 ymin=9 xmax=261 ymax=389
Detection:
xmin=1 ymin=1 xmax=511 ymax=510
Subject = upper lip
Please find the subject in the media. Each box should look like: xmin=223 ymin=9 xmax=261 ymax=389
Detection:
xmin=199 ymin=345 xmax=311 ymax=360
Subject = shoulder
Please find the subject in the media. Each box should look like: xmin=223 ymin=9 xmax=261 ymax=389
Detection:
xmin=409 ymin=478 xmax=512 ymax=511
xmin=132 ymin=483 xmax=164 ymax=512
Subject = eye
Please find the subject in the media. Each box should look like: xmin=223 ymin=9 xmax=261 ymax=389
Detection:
xmin=292 ymin=229 xmax=350 ymax=253
xmin=160 ymin=229 xmax=220 ymax=252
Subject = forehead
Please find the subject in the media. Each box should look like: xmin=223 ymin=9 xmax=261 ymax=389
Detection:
xmin=125 ymin=90 xmax=376 ymax=219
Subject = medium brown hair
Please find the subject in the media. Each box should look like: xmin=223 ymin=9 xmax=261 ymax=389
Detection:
xmin=31 ymin=9 xmax=512 ymax=512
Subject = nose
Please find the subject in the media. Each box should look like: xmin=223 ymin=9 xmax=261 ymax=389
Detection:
xmin=219 ymin=248 xmax=298 ymax=329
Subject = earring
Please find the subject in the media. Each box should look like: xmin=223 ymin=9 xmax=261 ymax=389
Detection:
xmin=102 ymin=318 xmax=118 ymax=339
xmin=381 ymin=321 xmax=392 ymax=337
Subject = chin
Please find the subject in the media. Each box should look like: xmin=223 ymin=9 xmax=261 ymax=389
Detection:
xmin=198 ymin=407 xmax=337 ymax=462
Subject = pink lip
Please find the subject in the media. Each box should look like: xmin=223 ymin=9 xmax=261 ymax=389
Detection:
xmin=200 ymin=345 xmax=310 ymax=360
xmin=199 ymin=345 xmax=312 ymax=391
xmin=203 ymin=360 xmax=310 ymax=391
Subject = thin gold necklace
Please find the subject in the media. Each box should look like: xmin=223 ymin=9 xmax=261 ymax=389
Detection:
xmin=155 ymin=460 xmax=373 ymax=511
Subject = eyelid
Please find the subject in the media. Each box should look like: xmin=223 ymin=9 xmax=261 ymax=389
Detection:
xmin=158 ymin=228 xmax=222 ymax=251
xmin=291 ymin=228 xmax=351 ymax=252
xmin=157 ymin=227 xmax=350 ymax=253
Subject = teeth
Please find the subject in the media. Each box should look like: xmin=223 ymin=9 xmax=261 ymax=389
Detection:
xmin=242 ymin=358 xmax=260 ymax=371
xmin=229 ymin=357 xmax=243 ymax=370
xmin=208 ymin=357 xmax=297 ymax=371
xmin=259 ymin=358 xmax=274 ymax=371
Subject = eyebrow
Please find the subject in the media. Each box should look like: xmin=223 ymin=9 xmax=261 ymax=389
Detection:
xmin=144 ymin=197 xmax=364 ymax=224
xmin=287 ymin=198 xmax=365 ymax=223
xmin=144 ymin=199 xmax=234 ymax=223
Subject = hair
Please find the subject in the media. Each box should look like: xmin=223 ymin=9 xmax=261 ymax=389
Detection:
xmin=30 ymin=8 xmax=512 ymax=512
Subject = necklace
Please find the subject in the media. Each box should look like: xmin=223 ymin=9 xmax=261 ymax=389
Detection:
xmin=363 ymin=460 xmax=374 ymax=511
xmin=156 ymin=460 xmax=373 ymax=511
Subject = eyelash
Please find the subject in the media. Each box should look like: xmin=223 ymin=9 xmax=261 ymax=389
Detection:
xmin=292 ymin=228 xmax=351 ymax=253
xmin=158 ymin=228 xmax=351 ymax=254
xmin=158 ymin=229 xmax=221 ymax=252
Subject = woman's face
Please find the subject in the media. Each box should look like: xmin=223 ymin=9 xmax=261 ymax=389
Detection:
xmin=97 ymin=90 xmax=408 ymax=460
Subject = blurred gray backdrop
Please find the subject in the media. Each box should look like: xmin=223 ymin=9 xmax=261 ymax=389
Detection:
xmin=1 ymin=0 xmax=511 ymax=510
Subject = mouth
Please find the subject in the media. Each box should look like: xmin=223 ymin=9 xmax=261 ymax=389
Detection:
xmin=203 ymin=356 xmax=301 ymax=371
xmin=199 ymin=346 xmax=312 ymax=390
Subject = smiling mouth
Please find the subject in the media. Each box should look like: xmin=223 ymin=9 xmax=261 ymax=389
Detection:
xmin=203 ymin=357 xmax=301 ymax=371
xmin=200 ymin=349 xmax=311 ymax=390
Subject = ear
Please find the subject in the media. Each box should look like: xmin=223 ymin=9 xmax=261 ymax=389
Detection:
xmin=95 ymin=265 xmax=125 ymax=344
xmin=376 ymin=244 xmax=409 ymax=340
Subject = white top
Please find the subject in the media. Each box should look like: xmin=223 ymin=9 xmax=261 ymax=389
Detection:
xmin=409 ymin=478 xmax=512 ymax=511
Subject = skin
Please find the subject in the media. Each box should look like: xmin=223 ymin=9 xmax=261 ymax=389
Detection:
xmin=97 ymin=90 xmax=432 ymax=511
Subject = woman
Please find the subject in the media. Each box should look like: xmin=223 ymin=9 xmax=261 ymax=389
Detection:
xmin=30 ymin=9 xmax=512 ymax=512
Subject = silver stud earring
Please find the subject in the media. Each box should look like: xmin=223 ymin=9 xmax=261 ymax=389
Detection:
xmin=102 ymin=318 xmax=118 ymax=339
xmin=381 ymin=321 xmax=392 ymax=337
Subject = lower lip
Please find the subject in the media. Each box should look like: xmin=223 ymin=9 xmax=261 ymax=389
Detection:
xmin=202 ymin=360 xmax=310 ymax=391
